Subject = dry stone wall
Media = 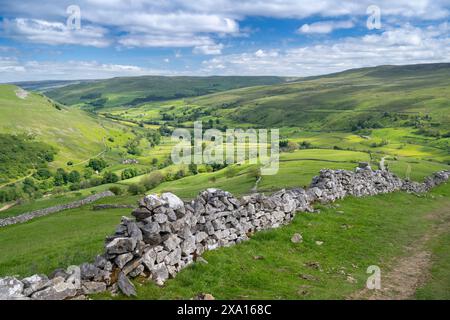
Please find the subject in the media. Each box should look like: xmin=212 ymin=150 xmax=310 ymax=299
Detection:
xmin=0 ymin=191 xmax=115 ymax=228
xmin=1 ymin=167 xmax=449 ymax=300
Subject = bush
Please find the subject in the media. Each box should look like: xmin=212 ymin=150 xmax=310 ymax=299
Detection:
xmin=109 ymin=186 xmax=123 ymax=195
xmin=128 ymin=183 xmax=145 ymax=195
xmin=102 ymin=172 xmax=120 ymax=184
xmin=68 ymin=170 xmax=81 ymax=183
xmin=87 ymin=158 xmax=107 ymax=172
xmin=33 ymin=168 xmax=52 ymax=180
xmin=121 ymin=168 xmax=138 ymax=180
xmin=89 ymin=177 xmax=103 ymax=187
xmin=54 ymin=168 xmax=68 ymax=186
xmin=141 ymin=171 xmax=164 ymax=190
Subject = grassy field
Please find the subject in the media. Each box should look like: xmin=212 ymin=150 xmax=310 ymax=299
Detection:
xmin=95 ymin=182 xmax=448 ymax=300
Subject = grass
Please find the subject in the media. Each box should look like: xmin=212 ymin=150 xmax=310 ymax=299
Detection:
xmin=415 ymin=232 xmax=450 ymax=299
xmin=90 ymin=182 xmax=449 ymax=300
xmin=0 ymin=84 xmax=140 ymax=173
xmin=0 ymin=203 xmax=132 ymax=277
xmin=45 ymin=76 xmax=288 ymax=109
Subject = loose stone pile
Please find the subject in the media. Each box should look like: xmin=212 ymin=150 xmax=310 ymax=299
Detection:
xmin=1 ymin=167 xmax=449 ymax=300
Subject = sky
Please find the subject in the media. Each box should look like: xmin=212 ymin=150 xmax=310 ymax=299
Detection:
xmin=0 ymin=0 xmax=449 ymax=82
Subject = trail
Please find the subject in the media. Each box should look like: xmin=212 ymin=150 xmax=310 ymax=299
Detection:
xmin=0 ymin=172 xmax=34 ymax=190
xmin=349 ymin=201 xmax=450 ymax=300
xmin=0 ymin=201 xmax=17 ymax=212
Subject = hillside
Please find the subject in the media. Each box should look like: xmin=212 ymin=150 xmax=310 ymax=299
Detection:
xmin=45 ymin=76 xmax=289 ymax=109
xmin=180 ymin=63 xmax=450 ymax=131
xmin=0 ymin=85 xmax=135 ymax=172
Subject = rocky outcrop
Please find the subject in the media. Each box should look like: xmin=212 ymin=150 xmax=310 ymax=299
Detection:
xmin=0 ymin=191 xmax=115 ymax=228
xmin=1 ymin=167 xmax=448 ymax=300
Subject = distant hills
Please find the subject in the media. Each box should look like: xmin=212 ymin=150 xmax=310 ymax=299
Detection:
xmin=184 ymin=63 xmax=450 ymax=130
xmin=43 ymin=76 xmax=289 ymax=109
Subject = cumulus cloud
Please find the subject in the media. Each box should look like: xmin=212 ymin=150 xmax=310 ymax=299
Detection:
xmin=1 ymin=0 xmax=449 ymax=50
xmin=201 ymin=24 xmax=450 ymax=76
xmin=2 ymin=18 xmax=111 ymax=47
xmin=298 ymin=20 xmax=355 ymax=34
xmin=193 ymin=43 xmax=224 ymax=55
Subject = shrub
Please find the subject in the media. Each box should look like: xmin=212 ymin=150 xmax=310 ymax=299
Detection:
xmin=102 ymin=172 xmax=120 ymax=184
xmin=121 ymin=168 xmax=138 ymax=180
xmin=141 ymin=171 xmax=164 ymax=190
xmin=87 ymin=158 xmax=107 ymax=172
xmin=128 ymin=183 xmax=145 ymax=195
xmin=109 ymin=186 xmax=123 ymax=195
xmin=68 ymin=170 xmax=81 ymax=183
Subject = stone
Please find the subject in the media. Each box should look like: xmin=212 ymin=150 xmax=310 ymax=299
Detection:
xmin=151 ymin=263 xmax=169 ymax=285
xmin=115 ymin=253 xmax=134 ymax=269
xmin=127 ymin=222 xmax=143 ymax=242
xmin=0 ymin=277 xmax=24 ymax=299
xmin=129 ymin=265 xmax=145 ymax=278
xmin=194 ymin=293 xmax=215 ymax=300
xmin=22 ymin=274 xmax=51 ymax=296
xmin=164 ymin=248 xmax=181 ymax=266
xmin=82 ymin=281 xmax=107 ymax=295
xmin=49 ymin=268 xmax=69 ymax=280
xmin=163 ymin=234 xmax=181 ymax=251
xmin=31 ymin=278 xmax=77 ymax=300
xmin=142 ymin=249 xmax=157 ymax=271
xmin=122 ymin=258 xmax=143 ymax=276
xmin=154 ymin=213 xmax=168 ymax=224
xmin=94 ymin=255 xmax=108 ymax=269
xmin=291 ymin=233 xmax=303 ymax=243
xmin=195 ymin=231 xmax=208 ymax=243
xmin=80 ymin=263 xmax=100 ymax=280
xmin=106 ymin=237 xmax=136 ymax=255
xmin=117 ymin=272 xmax=136 ymax=297
xmin=144 ymin=194 xmax=166 ymax=209
xmin=131 ymin=207 xmax=152 ymax=220
xmin=180 ymin=235 xmax=196 ymax=256
xmin=161 ymin=192 xmax=184 ymax=210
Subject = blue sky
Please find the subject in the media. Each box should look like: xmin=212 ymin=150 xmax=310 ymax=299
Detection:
xmin=0 ymin=0 xmax=449 ymax=82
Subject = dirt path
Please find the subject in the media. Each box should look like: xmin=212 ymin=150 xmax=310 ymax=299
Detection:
xmin=349 ymin=202 xmax=450 ymax=300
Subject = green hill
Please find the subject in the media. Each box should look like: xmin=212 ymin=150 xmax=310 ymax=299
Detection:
xmin=181 ymin=63 xmax=450 ymax=131
xmin=0 ymin=84 xmax=134 ymax=172
xmin=45 ymin=76 xmax=288 ymax=109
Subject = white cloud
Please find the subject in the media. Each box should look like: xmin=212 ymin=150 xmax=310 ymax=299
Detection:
xmin=201 ymin=24 xmax=450 ymax=76
xmin=1 ymin=0 xmax=449 ymax=50
xmin=0 ymin=60 xmax=173 ymax=82
xmin=2 ymin=18 xmax=110 ymax=47
xmin=193 ymin=43 xmax=224 ymax=55
xmin=298 ymin=20 xmax=355 ymax=34
xmin=118 ymin=33 xmax=218 ymax=49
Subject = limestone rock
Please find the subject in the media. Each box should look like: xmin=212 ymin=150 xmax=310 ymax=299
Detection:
xmin=117 ymin=272 xmax=136 ymax=297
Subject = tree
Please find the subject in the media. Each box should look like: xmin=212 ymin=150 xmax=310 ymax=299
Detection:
xmin=88 ymin=158 xmax=107 ymax=172
xmin=102 ymin=172 xmax=119 ymax=184
xmin=54 ymin=168 xmax=68 ymax=186
xmin=121 ymin=168 xmax=138 ymax=180
xmin=68 ymin=170 xmax=81 ymax=183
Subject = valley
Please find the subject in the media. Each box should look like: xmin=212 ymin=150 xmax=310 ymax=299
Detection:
xmin=0 ymin=63 xmax=449 ymax=300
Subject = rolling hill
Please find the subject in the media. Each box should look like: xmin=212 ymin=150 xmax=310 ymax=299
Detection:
xmin=182 ymin=63 xmax=450 ymax=130
xmin=44 ymin=76 xmax=289 ymax=109
xmin=0 ymin=84 xmax=136 ymax=172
